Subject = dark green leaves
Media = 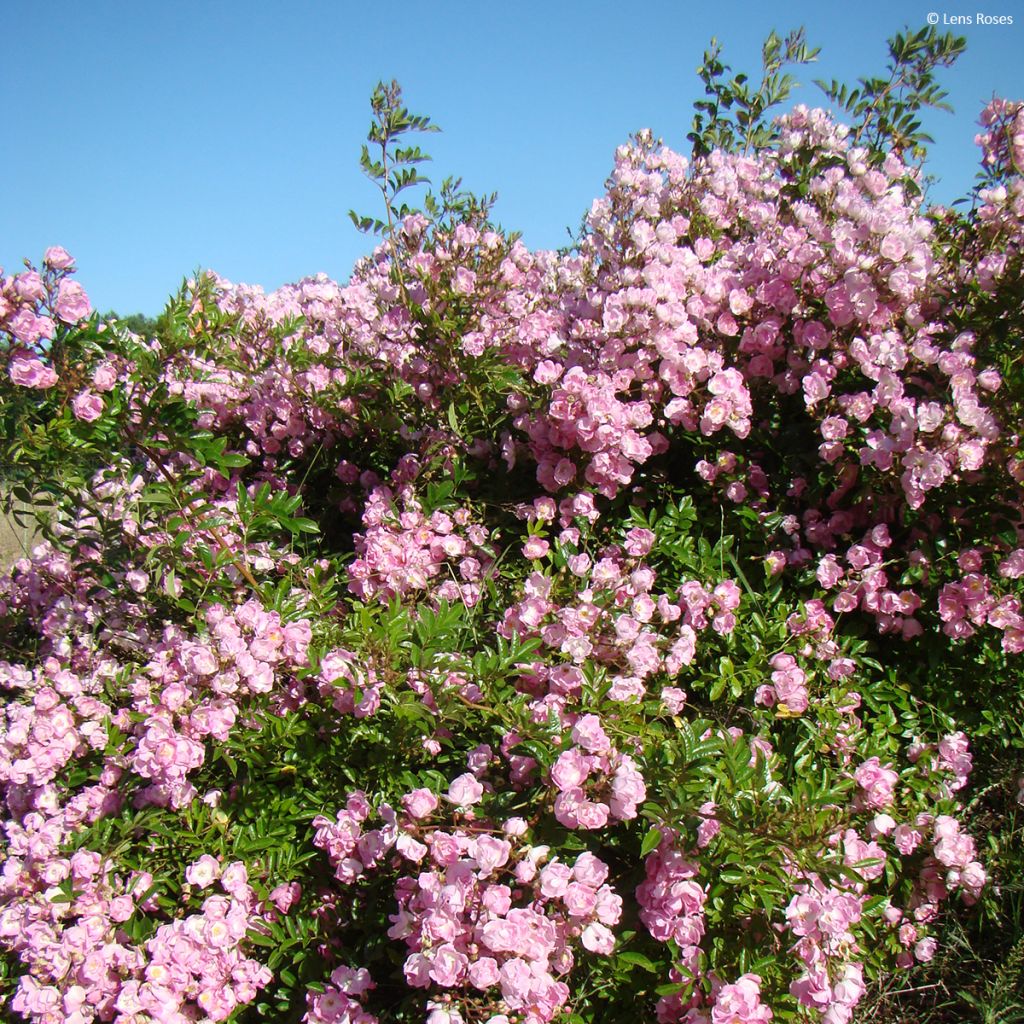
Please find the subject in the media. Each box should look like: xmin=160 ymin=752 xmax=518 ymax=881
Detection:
xmin=689 ymin=28 xmax=820 ymax=159
xmin=349 ymin=80 xmax=439 ymax=244
xmin=815 ymin=25 xmax=966 ymax=166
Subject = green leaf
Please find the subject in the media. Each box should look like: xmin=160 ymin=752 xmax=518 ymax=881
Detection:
xmin=617 ymin=951 xmax=659 ymax=973
xmin=641 ymin=825 xmax=663 ymax=858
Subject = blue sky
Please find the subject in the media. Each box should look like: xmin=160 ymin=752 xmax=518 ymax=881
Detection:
xmin=2 ymin=1 xmax=1021 ymax=316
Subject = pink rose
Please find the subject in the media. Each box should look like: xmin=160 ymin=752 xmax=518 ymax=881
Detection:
xmin=609 ymin=756 xmax=646 ymax=818
xmin=481 ymin=918 xmax=522 ymax=955
xmin=220 ymin=860 xmax=249 ymax=897
xmin=185 ymin=854 xmax=221 ymax=889
xmin=125 ymin=569 xmax=149 ymax=593
xmin=55 ymin=279 xmax=91 ymax=323
xmin=574 ymin=800 xmax=610 ymax=829
xmin=539 ymin=861 xmax=573 ymax=898
xmin=72 ymin=390 xmax=104 ymax=422
xmin=581 ymin=922 xmax=615 ymax=954
xmin=572 ymin=852 xmax=609 ymax=888
xmin=9 ymin=310 xmax=55 ymax=345
xmin=892 ymin=823 xmax=922 ymax=856
xmin=870 ymin=813 xmax=897 ymax=837
xmin=468 ymin=957 xmax=501 ymax=989
xmin=594 ymin=885 xmax=622 ymax=925
xmin=567 ymin=553 xmax=591 ymax=576
xmin=268 ymin=881 xmax=301 ymax=913
xmin=92 ymin=362 xmax=118 ymax=391
xmin=502 ymin=817 xmax=528 ymax=836
xmin=961 ymin=860 xmax=986 ymax=892
xmin=8 ymin=354 xmax=57 ymax=389
xmin=553 ymin=787 xmax=583 ymax=828
xmin=44 ymin=246 xmax=75 ymax=270
xmin=181 ymin=642 xmax=218 ymax=676
xmin=13 ymin=271 xmax=45 ymax=302
xmin=522 ymin=536 xmax=550 ymax=560
xmin=447 ymin=772 xmax=484 ymax=808
xmin=428 ymin=943 xmax=468 ymax=986
xmin=854 ymin=756 xmax=898 ymax=809
xmin=833 ymin=963 xmax=865 ymax=1006
xmin=550 ymin=748 xmax=590 ymax=791
xmin=107 ymin=895 xmax=135 ymax=922
xmin=402 ymin=787 xmax=438 ymax=819
xmin=661 ymin=686 xmax=687 ymax=714
xmin=482 ymin=885 xmax=512 ymax=915
xmin=571 ymin=714 xmax=610 ymax=753
xmin=563 ymin=881 xmax=598 ymax=917
xmin=533 ymin=360 xmax=563 ymax=384
xmin=452 ymin=267 xmax=477 ymax=295
xmin=472 ymin=835 xmax=511 ymax=876
xmin=623 ymin=528 xmax=655 ymax=557
xmin=396 ymin=834 xmax=428 ymax=862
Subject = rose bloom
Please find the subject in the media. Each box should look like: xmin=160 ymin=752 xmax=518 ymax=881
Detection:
xmin=575 ymin=800 xmax=610 ymax=829
xmin=13 ymin=271 xmax=45 ymax=302
xmin=9 ymin=309 xmax=55 ymax=345
xmin=571 ymin=714 xmax=610 ymax=753
xmin=522 ymin=536 xmax=550 ymax=560
xmin=93 ymin=362 xmax=118 ymax=391
xmin=581 ymin=922 xmax=615 ymax=954
xmin=661 ymin=686 xmax=687 ymax=714
xmin=854 ymin=757 xmax=898 ymax=808
xmin=44 ymin=246 xmax=75 ymax=269
xmin=125 ymin=569 xmax=149 ymax=593
xmin=447 ymin=772 xmax=484 ymax=807
xmin=72 ymin=390 xmax=104 ymax=422
xmin=220 ymin=860 xmax=249 ymax=896
xmin=185 ymin=854 xmax=221 ymax=889
xmin=573 ymin=852 xmax=609 ymax=888
xmin=55 ymin=279 xmax=92 ymax=323
xmin=402 ymin=787 xmax=439 ymax=819
xmin=8 ymin=355 xmax=57 ymax=389
xmin=268 ymin=881 xmax=301 ymax=913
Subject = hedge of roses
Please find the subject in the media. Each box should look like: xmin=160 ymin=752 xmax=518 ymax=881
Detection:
xmin=1 ymin=43 xmax=1023 ymax=1024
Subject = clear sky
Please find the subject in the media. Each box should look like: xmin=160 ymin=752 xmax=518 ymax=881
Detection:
xmin=2 ymin=1 xmax=1021 ymax=316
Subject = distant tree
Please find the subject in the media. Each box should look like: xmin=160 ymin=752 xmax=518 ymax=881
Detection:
xmin=101 ymin=310 xmax=158 ymax=337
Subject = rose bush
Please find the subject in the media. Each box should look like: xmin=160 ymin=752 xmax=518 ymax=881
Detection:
xmin=1 ymin=28 xmax=1023 ymax=1024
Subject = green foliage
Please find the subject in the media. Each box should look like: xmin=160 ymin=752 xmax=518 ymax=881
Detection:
xmin=349 ymin=78 xmax=440 ymax=240
xmin=101 ymin=310 xmax=159 ymax=337
xmin=688 ymin=24 xmax=967 ymax=174
xmin=689 ymin=28 xmax=820 ymax=158
xmin=816 ymin=25 xmax=967 ymax=166
xmin=424 ymin=174 xmax=500 ymax=236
